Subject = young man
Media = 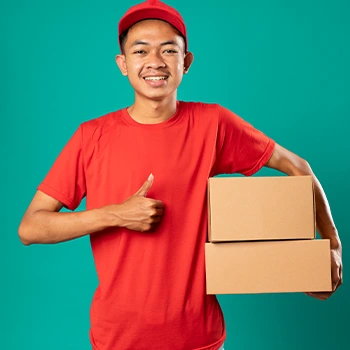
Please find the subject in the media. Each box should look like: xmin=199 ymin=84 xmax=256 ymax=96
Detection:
xmin=18 ymin=1 xmax=342 ymax=349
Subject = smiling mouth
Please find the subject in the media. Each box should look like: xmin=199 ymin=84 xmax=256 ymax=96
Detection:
xmin=143 ymin=76 xmax=168 ymax=81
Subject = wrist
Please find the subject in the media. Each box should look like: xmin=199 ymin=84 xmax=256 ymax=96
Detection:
xmin=97 ymin=205 xmax=124 ymax=228
xmin=318 ymin=225 xmax=340 ymax=249
xmin=330 ymin=236 xmax=342 ymax=251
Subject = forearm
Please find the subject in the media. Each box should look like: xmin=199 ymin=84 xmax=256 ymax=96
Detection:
xmin=18 ymin=206 xmax=119 ymax=245
xmin=286 ymin=160 xmax=341 ymax=250
xmin=311 ymin=174 xmax=341 ymax=250
xmin=265 ymin=144 xmax=341 ymax=250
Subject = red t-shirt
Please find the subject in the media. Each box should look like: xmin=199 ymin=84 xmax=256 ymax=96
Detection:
xmin=38 ymin=101 xmax=275 ymax=350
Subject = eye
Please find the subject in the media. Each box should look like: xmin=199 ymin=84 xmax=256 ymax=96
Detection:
xmin=164 ymin=49 xmax=178 ymax=54
xmin=133 ymin=50 xmax=146 ymax=54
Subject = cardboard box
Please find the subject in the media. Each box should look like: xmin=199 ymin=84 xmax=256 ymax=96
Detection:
xmin=208 ymin=176 xmax=315 ymax=242
xmin=205 ymin=240 xmax=332 ymax=294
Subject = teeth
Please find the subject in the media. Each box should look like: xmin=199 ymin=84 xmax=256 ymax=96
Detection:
xmin=144 ymin=76 xmax=167 ymax=81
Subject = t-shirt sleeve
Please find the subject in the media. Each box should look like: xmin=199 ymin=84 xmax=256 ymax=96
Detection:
xmin=37 ymin=125 xmax=86 ymax=210
xmin=214 ymin=105 xmax=275 ymax=176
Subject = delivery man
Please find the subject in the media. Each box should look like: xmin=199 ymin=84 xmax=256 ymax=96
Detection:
xmin=18 ymin=1 xmax=342 ymax=349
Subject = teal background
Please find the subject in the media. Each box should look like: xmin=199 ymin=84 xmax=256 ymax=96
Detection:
xmin=2 ymin=0 xmax=349 ymax=349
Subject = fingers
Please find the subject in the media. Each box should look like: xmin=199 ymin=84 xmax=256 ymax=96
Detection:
xmin=333 ymin=272 xmax=342 ymax=291
xmin=151 ymin=215 xmax=162 ymax=223
xmin=135 ymin=173 xmax=154 ymax=197
xmin=333 ymin=277 xmax=340 ymax=291
xmin=339 ymin=264 xmax=343 ymax=281
xmin=332 ymin=266 xmax=341 ymax=290
xmin=330 ymin=259 xmax=342 ymax=291
xmin=305 ymin=266 xmax=343 ymax=300
xmin=122 ymin=174 xmax=165 ymax=232
xmin=152 ymin=200 xmax=164 ymax=209
xmin=305 ymin=272 xmax=343 ymax=301
xmin=138 ymin=204 xmax=163 ymax=232
xmin=150 ymin=208 xmax=164 ymax=216
xmin=305 ymin=292 xmax=331 ymax=301
xmin=139 ymin=216 xmax=162 ymax=232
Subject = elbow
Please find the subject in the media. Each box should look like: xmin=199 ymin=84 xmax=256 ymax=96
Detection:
xmin=18 ymin=221 xmax=34 ymax=246
xmin=289 ymin=157 xmax=314 ymax=176
xmin=267 ymin=144 xmax=314 ymax=177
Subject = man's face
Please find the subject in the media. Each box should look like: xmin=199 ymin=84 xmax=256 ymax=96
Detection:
xmin=116 ymin=19 xmax=193 ymax=102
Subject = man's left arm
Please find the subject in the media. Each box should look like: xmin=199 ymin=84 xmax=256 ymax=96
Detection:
xmin=265 ymin=143 xmax=343 ymax=300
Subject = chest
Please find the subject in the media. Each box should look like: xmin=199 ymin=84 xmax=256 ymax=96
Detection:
xmin=84 ymin=123 xmax=215 ymax=207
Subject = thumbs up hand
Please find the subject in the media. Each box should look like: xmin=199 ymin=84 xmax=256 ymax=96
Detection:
xmin=104 ymin=174 xmax=164 ymax=232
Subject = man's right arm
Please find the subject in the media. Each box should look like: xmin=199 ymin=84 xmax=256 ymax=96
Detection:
xmin=18 ymin=174 xmax=163 ymax=245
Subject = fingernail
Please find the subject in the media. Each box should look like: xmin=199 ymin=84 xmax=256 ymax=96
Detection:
xmin=148 ymin=173 xmax=153 ymax=181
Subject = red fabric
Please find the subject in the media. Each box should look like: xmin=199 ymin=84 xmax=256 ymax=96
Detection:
xmin=118 ymin=0 xmax=188 ymax=52
xmin=38 ymin=101 xmax=275 ymax=350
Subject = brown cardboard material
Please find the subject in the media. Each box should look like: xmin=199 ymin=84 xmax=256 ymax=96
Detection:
xmin=208 ymin=176 xmax=315 ymax=242
xmin=205 ymin=240 xmax=332 ymax=294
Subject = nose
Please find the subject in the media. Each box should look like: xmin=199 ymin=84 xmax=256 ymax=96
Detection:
xmin=146 ymin=50 xmax=166 ymax=69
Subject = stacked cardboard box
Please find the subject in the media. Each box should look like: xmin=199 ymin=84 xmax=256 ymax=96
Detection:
xmin=205 ymin=176 xmax=332 ymax=294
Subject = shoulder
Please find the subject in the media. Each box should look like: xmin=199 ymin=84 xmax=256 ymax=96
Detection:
xmin=179 ymin=101 xmax=238 ymax=116
xmin=81 ymin=109 xmax=124 ymax=131
xmin=79 ymin=108 xmax=124 ymax=141
xmin=178 ymin=101 xmax=227 ymax=124
xmin=179 ymin=101 xmax=241 ymax=125
xmin=179 ymin=100 xmax=221 ymax=113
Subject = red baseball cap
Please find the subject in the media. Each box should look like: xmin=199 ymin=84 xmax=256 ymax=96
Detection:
xmin=118 ymin=0 xmax=188 ymax=52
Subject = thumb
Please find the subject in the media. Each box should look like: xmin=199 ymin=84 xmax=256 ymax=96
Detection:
xmin=135 ymin=173 xmax=154 ymax=197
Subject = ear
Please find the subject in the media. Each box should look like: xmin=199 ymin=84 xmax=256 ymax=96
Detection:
xmin=116 ymin=54 xmax=128 ymax=76
xmin=183 ymin=52 xmax=194 ymax=74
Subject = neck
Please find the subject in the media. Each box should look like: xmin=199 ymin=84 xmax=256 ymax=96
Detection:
xmin=127 ymin=94 xmax=178 ymax=124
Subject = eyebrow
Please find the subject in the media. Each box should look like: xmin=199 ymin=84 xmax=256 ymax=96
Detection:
xmin=129 ymin=40 xmax=180 ymax=48
xmin=130 ymin=40 xmax=149 ymax=47
xmin=160 ymin=40 xmax=180 ymax=47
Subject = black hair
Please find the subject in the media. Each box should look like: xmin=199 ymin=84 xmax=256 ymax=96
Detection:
xmin=119 ymin=28 xmax=129 ymax=54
